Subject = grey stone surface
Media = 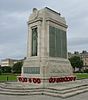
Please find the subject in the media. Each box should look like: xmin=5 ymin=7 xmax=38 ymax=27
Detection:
xmin=0 ymin=79 xmax=88 ymax=98
xmin=0 ymin=92 xmax=88 ymax=100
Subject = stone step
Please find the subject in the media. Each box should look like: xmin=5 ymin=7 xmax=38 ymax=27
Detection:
xmin=0 ymin=91 xmax=42 ymax=96
xmin=0 ymin=87 xmax=43 ymax=92
xmin=43 ymin=88 xmax=88 ymax=98
xmin=0 ymin=85 xmax=88 ymax=98
xmin=0 ymin=80 xmax=88 ymax=98
xmin=0 ymin=85 xmax=88 ymax=93
xmin=46 ymin=85 xmax=88 ymax=94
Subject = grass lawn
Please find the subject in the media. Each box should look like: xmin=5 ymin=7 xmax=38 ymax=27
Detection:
xmin=0 ymin=74 xmax=18 ymax=82
xmin=75 ymin=73 xmax=88 ymax=79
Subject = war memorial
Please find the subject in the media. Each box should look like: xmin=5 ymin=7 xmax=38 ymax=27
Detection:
xmin=20 ymin=7 xmax=75 ymax=85
xmin=0 ymin=7 xmax=88 ymax=98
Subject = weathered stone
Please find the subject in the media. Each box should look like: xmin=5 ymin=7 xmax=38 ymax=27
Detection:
xmin=21 ymin=7 xmax=73 ymax=87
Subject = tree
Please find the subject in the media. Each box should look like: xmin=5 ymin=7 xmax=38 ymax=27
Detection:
xmin=82 ymin=50 xmax=87 ymax=54
xmin=1 ymin=66 xmax=11 ymax=73
xmin=0 ymin=66 xmax=2 ymax=75
xmin=12 ymin=61 xmax=23 ymax=74
xmin=69 ymin=56 xmax=83 ymax=72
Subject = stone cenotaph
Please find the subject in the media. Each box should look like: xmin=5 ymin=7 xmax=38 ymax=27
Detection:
xmin=0 ymin=8 xmax=87 ymax=98
xmin=19 ymin=7 xmax=75 ymax=87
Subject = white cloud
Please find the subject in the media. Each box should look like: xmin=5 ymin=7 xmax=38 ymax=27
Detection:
xmin=68 ymin=37 xmax=88 ymax=52
xmin=0 ymin=42 xmax=26 ymax=59
xmin=0 ymin=0 xmax=88 ymax=60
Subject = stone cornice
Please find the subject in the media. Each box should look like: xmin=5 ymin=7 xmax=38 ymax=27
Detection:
xmin=27 ymin=17 xmax=43 ymax=25
xmin=46 ymin=17 xmax=68 ymax=28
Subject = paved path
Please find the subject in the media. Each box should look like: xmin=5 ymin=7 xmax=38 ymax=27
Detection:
xmin=0 ymin=92 xmax=88 ymax=100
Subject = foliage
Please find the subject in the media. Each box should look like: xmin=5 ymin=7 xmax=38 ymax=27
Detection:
xmin=12 ymin=61 xmax=23 ymax=74
xmin=83 ymin=69 xmax=88 ymax=73
xmin=0 ymin=66 xmax=1 ymax=75
xmin=69 ymin=56 xmax=83 ymax=72
xmin=1 ymin=66 xmax=11 ymax=73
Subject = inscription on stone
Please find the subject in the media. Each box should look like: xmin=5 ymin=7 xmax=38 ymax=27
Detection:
xmin=23 ymin=67 xmax=40 ymax=74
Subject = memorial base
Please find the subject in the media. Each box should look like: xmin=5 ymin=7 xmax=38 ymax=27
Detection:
xmin=20 ymin=57 xmax=74 ymax=87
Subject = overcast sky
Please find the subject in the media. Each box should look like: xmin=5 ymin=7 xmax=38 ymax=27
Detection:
xmin=0 ymin=0 xmax=88 ymax=60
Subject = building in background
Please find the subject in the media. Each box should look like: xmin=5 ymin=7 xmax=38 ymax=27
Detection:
xmin=68 ymin=51 xmax=88 ymax=69
xmin=0 ymin=58 xmax=25 ymax=67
